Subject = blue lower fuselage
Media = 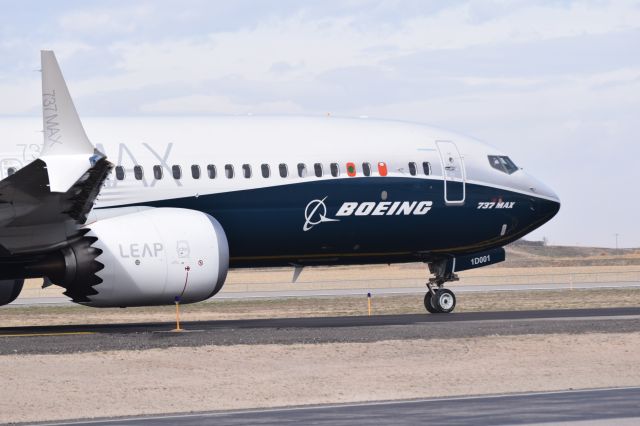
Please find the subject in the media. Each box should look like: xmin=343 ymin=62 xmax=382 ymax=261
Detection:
xmin=128 ymin=177 xmax=560 ymax=267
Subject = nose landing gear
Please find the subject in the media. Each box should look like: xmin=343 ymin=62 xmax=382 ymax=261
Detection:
xmin=424 ymin=259 xmax=459 ymax=314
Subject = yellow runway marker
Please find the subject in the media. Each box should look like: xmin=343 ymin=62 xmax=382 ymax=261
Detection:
xmin=173 ymin=297 xmax=183 ymax=332
xmin=0 ymin=331 xmax=96 ymax=338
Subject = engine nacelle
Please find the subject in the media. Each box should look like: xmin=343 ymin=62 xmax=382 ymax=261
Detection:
xmin=61 ymin=208 xmax=229 ymax=307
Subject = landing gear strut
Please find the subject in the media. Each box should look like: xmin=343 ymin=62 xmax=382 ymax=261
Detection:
xmin=424 ymin=259 xmax=459 ymax=314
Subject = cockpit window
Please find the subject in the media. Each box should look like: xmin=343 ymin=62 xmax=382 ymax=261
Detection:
xmin=488 ymin=155 xmax=518 ymax=175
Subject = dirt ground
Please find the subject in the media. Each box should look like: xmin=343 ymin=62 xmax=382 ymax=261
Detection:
xmin=3 ymin=288 xmax=640 ymax=328
xmin=15 ymin=264 xmax=640 ymax=299
xmin=1 ymin=332 xmax=639 ymax=423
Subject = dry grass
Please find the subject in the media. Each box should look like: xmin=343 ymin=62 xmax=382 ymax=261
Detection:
xmin=16 ymin=263 xmax=640 ymax=301
xmin=2 ymin=288 xmax=640 ymax=328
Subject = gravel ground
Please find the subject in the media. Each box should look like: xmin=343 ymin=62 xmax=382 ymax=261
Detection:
xmin=2 ymin=289 xmax=639 ymax=423
xmin=1 ymin=332 xmax=640 ymax=424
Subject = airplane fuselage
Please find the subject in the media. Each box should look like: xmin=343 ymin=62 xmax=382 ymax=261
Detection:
xmin=1 ymin=116 xmax=560 ymax=268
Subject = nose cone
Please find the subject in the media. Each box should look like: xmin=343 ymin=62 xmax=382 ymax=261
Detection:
xmin=527 ymin=174 xmax=561 ymax=223
xmin=527 ymin=174 xmax=560 ymax=204
xmin=540 ymin=196 xmax=561 ymax=222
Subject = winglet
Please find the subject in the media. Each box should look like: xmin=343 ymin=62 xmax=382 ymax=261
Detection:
xmin=41 ymin=51 xmax=94 ymax=156
xmin=39 ymin=50 xmax=99 ymax=192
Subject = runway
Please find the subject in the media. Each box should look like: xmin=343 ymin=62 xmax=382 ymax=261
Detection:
xmin=2 ymin=307 xmax=640 ymax=355
xmin=36 ymin=387 xmax=640 ymax=425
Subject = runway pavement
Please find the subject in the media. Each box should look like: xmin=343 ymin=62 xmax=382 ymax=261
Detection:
xmin=2 ymin=307 xmax=640 ymax=355
xmin=34 ymin=387 xmax=640 ymax=425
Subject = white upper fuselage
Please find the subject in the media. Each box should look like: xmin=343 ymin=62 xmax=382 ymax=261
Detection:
xmin=1 ymin=116 xmax=559 ymax=207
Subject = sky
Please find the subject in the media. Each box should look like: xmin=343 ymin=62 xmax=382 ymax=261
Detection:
xmin=1 ymin=0 xmax=639 ymax=248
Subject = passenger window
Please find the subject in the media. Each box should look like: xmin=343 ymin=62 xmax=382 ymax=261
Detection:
xmin=423 ymin=162 xmax=431 ymax=175
xmin=172 ymin=165 xmax=182 ymax=179
xmin=115 ymin=166 xmax=125 ymax=180
xmin=408 ymin=162 xmax=417 ymax=176
xmin=330 ymin=163 xmax=339 ymax=177
xmin=279 ymin=163 xmax=288 ymax=178
xmin=207 ymin=164 xmax=217 ymax=179
xmin=261 ymin=164 xmax=270 ymax=178
xmin=362 ymin=162 xmax=371 ymax=177
xmin=314 ymin=163 xmax=323 ymax=177
xmin=225 ymin=164 xmax=234 ymax=179
xmin=153 ymin=165 xmax=163 ymax=180
xmin=297 ymin=163 xmax=307 ymax=178
xmin=133 ymin=165 xmax=143 ymax=180
xmin=191 ymin=165 xmax=200 ymax=179
xmin=242 ymin=164 xmax=252 ymax=178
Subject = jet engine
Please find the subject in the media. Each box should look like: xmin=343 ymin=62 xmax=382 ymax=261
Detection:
xmin=37 ymin=208 xmax=229 ymax=307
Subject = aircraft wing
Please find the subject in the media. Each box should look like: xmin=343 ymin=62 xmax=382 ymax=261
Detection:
xmin=0 ymin=51 xmax=112 ymax=255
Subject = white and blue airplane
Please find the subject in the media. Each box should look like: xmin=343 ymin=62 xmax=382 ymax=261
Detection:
xmin=0 ymin=51 xmax=559 ymax=313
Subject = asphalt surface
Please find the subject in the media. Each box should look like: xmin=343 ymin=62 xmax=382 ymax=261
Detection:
xmin=2 ymin=307 xmax=640 ymax=355
xmin=34 ymin=387 xmax=640 ymax=426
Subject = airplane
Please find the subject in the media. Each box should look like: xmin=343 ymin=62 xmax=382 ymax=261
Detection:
xmin=0 ymin=51 xmax=560 ymax=314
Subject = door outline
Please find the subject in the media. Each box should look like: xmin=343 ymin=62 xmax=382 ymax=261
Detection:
xmin=436 ymin=140 xmax=466 ymax=204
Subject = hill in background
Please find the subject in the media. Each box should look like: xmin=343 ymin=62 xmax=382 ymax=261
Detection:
xmin=502 ymin=240 xmax=640 ymax=268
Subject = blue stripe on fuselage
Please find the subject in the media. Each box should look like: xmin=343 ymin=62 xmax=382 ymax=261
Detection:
xmin=112 ymin=177 xmax=559 ymax=267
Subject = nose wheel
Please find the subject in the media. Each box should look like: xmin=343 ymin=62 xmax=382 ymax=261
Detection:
xmin=424 ymin=288 xmax=456 ymax=314
xmin=424 ymin=259 xmax=459 ymax=314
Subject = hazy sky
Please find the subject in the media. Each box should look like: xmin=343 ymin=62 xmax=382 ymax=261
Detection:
xmin=1 ymin=0 xmax=639 ymax=247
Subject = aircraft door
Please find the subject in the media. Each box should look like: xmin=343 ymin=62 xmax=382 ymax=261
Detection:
xmin=436 ymin=140 xmax=466 ymax=204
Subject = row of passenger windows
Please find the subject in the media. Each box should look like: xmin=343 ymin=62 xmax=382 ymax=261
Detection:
xmin=113 ymin=161 xmax=432 ymax=181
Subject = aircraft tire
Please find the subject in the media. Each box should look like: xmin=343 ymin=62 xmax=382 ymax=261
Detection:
xmin=424 ymin=292 xmax=440 ymax=314
xmin=432 ymin=289 xmax=456 ymax=313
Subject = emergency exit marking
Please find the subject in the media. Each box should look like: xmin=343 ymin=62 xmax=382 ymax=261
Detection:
xmin=346 ymin=162 xmax=356 ymax=177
